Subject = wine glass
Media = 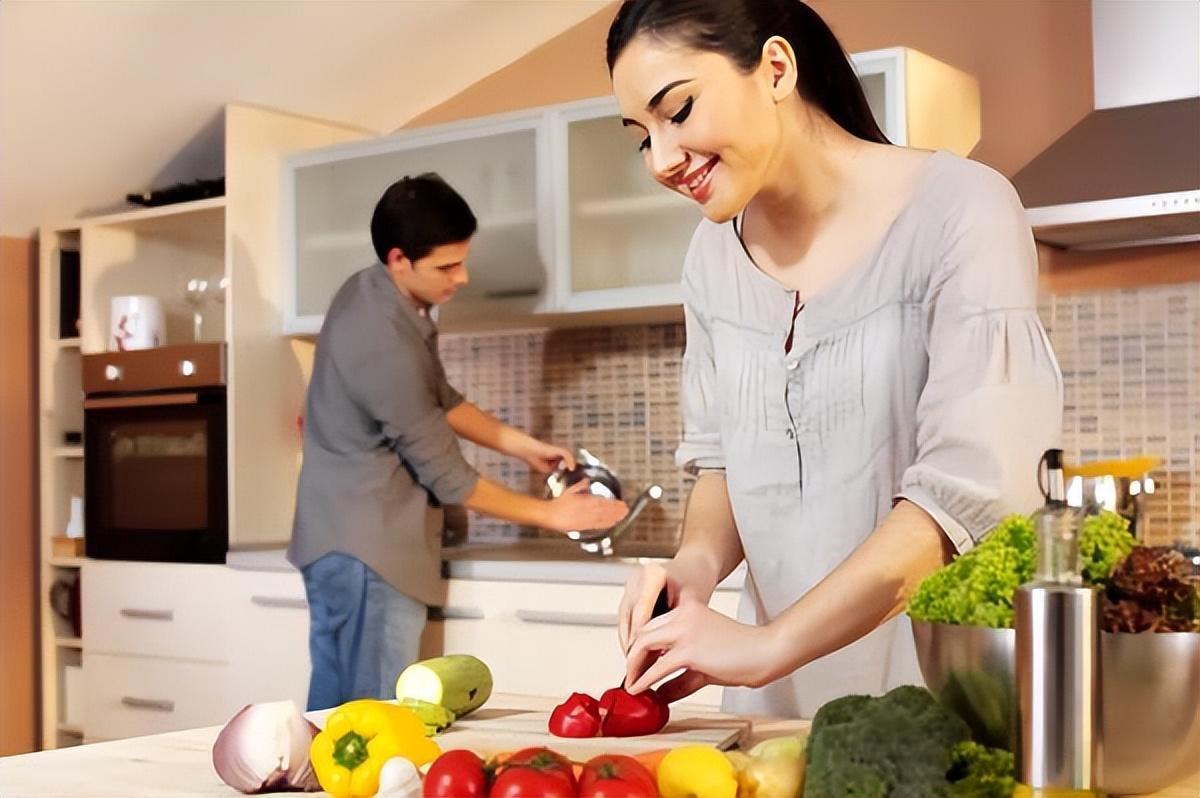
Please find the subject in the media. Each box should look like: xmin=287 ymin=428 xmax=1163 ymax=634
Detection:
xmin=184 ymin=278 xmax=209 ymax=342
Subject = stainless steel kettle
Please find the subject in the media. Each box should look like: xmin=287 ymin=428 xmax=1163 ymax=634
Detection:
xmin=545 ymin=447 xmax=662 ymax=555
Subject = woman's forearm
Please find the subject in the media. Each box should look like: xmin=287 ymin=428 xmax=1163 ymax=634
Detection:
xmin=672 ymin=471 xmax=745 ymax=599
xmin=761 ymin=499 xmax=956 ymax=683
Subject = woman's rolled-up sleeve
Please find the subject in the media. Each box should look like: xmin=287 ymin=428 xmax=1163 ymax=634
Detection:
xmin=674 ymin=248 xmax=725 ymax=474
xmin=896 ymin=167 xmax=1063 ymax=553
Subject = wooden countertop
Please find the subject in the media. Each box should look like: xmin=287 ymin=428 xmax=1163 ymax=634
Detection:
xmin=1 ymin=694 xmax=1196 ymax=797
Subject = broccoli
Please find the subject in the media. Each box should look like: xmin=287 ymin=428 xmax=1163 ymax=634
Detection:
xmin=946 ymin=741 xmax=1016 ymax=798
xmin=908 ymin=511 xmax=1135 ymax=628
xmin=803 ymin=686 xmax=971 ymax=798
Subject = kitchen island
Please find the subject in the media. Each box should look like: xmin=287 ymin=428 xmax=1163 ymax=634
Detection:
xmin=2 ymin=694 xmax=1197 ymax=797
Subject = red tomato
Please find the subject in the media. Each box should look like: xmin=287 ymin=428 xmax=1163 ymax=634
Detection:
xmin=549 ymin=691 xmax=602 ymax=738
xmin=489 ymin=747 xmax=578 ymax=798
xmin=579 ymin=754 xmax=659 ymax=797
xmin=423 ymin=749 xmax=489 ymax=797
xmin=598 ymin=687 xmax=670 ymax=737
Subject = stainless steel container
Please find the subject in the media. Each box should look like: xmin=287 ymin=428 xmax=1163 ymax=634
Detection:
xmin=913 ymin=621 xmax=1200 ymax=795
xmin=1014 ymin=583 xmax=1101 ymax=790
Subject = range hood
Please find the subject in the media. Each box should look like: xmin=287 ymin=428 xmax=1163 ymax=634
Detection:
xmin=1012 ymin=0 xmax=1200 ymax=250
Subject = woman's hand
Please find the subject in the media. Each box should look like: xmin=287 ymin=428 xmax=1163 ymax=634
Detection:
xmin=623 ymin=597 xmax=782 ymax=703
xmin=541 ymin=480 xmax=627 ymax=532
xmin=514 ymin=437 xmax=575 ymax=475
xmin=617 ymin=552 xmax=721 ymax=654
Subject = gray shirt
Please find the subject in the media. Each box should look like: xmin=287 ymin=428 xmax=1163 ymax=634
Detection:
xmin=288 ymin=262 xmax=479 ymax=605
xmin=677 ymin=151 xmax=1063 ymax=717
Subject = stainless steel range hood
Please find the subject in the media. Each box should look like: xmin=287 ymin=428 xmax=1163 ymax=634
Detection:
xmin=1012 ymin=1 xmax=1200 ymax=251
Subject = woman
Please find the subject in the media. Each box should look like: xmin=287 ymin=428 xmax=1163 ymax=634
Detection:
xmin=609 ymin=0 xmax=1062 ymax=717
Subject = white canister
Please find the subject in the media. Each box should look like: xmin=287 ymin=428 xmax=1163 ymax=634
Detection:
xmin=109 ymin=295 xmax=165 ymax=351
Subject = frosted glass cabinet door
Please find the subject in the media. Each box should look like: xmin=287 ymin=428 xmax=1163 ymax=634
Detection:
xmin=559 ymin=99 xmax=701 ymax=312
xmin=287 ymin=118 xmax=547 ymax=333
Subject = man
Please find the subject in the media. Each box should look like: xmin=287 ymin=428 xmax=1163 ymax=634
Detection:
xmin=288 ymin=174 xmax=627 ymax=710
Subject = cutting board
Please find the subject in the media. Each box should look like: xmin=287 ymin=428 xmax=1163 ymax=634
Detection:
xmin=437 ymin=704 xmax=749 ymax=759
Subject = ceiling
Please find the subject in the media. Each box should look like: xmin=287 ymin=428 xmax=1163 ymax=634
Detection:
xmin=0 ymin=0 xmax=611 ymax=236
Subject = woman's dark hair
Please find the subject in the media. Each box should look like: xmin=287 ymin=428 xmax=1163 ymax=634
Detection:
xmin=370 ymin=172 xmax=478 ymax=264
xmin=606 ymin=0 xmax=888 ymax=145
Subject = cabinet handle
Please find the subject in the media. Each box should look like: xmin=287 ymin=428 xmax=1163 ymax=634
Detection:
xmin=515 ymin=610 xmax=617 ymax=627
xmin=428 ymin=606 xmax=484 ymax=621
xmin=119 ymin=608 xmax=174 ymax=621
xmin=121 ymin=696 xmax=175 ymax=713
xmin=250 ymin=596 xmax=308 ymax=610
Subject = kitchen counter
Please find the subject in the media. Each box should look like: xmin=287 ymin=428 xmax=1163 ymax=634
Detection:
xmin=227 ymin=543 xmax=747 ymax=590
xmin=2 ymin=693 xmax=1196 ymax=797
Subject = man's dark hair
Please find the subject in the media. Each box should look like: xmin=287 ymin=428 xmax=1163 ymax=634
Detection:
xmin=370 ymin=173 xmax=478 ymax=264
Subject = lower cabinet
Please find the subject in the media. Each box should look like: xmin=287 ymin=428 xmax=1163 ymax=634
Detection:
xmin=81 ymin=561 xmax=739 ymax=741
xmin=432 ymin=579 xmax=739 ymax=708
xmin=81 ymin=560 xmax=312 ymax=742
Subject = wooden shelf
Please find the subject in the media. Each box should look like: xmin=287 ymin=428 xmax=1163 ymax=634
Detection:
xmin=82 ymin=196 xmax=226 ymax=228
xmin=56 ymin=722 xmax=83 ymax=736
xmin=56 ymin=337 xmax=81 ymax=350
xmin=49 ymin=556 xmax=87 ymax=568
xmin=55 ymin=637 xmax=82 ymax=650
xmin=52 ymin=446 xmax=84 ymax=459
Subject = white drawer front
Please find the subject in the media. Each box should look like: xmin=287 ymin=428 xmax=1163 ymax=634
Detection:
xmin=82 ymin=561 xmax=232 ymax=662
xmin=83 ymin=653 xmax=234 ymax=740
xmin=439 ymin=579 xmax=732 ymax=708
xmin=227 ymin=570 xmax=311 ymax=708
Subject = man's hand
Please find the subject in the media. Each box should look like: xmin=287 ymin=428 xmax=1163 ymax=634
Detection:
xmin=514 ymin=437 xmax=575 ymax=475
xmin=542 ymin=480 xmax=628 ymax=532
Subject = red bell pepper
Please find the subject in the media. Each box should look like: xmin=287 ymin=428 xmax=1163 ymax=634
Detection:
xmin=598 ymin=687 xmax=670 ymax=737
xmin=548 ymin=691 xmax=602 ymax=738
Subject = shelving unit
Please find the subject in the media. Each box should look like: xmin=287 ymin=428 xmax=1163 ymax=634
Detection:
xmin=38 ymin=224 xmax=86 ymax=750
xmin=35 ymin=104 xmax=371 ymax=750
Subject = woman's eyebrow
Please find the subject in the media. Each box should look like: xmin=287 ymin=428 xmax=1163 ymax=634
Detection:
xmin=646 ymin=79 xmax=693 ymax=111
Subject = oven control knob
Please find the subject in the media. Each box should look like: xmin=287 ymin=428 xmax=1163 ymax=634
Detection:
xmin=179 ymin=360 xmax=196 ymax=377
xmin=104 ymin=364 xmax=122 ymax=381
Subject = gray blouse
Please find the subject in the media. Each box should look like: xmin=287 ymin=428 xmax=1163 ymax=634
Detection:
xmin=675 ymin=151 xmax=1063 ymax=717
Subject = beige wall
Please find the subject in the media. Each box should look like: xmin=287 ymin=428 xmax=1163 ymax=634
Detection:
xmin=0 ymin=235 xmax=38 ymax=755
xmin=409 ymin=0 xmax=1093 ymax=178
xmin=412 ymin=0 xmax=1199 ymax=287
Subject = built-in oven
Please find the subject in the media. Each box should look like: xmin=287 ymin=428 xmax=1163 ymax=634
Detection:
xmin=83 ymin=343 xmax=228 ymax=564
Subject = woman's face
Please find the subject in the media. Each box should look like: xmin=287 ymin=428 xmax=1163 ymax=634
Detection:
xmin=611 ymin=34 xmax=783 ymax=223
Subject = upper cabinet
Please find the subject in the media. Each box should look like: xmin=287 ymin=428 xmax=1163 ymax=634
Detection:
xmin=282 ymin=47 xmax=979 ymax=333
xmin=552 ymin=97 xmax=702 ymax=314
xmin=284 ymin=113 xmax=550 ymax=334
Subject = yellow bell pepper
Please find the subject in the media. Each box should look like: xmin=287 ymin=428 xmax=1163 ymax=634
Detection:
xmin=310 ymin=700 xmax=440 ymax=798
xmin=658 ymin=745 xmax=739 ymax=798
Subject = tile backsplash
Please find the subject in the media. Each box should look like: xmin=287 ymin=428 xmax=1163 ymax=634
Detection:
xmin=442 ymin=281 xmax=1200 ymax=550
xmin=1041 ymin=282 xmax=1200 ymax=547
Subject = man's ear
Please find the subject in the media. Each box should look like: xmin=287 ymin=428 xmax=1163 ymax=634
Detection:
xmin=385 ymin=247 xmax=411 ymax=277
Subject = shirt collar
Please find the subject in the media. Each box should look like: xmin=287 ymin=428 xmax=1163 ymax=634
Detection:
xmin=371 ymin=262 xmax=437 ymax=341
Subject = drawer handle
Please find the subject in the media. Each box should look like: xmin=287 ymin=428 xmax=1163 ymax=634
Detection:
xmin=121 ymin=696 xmax=176 ymax=713
xmin=428 ymin=606 xmax=484 ymax=621
xmin=250 ymin=596 xmax=308 ymax=610
xmin=515 ymin=610 xmax=617 ymax=627
xmin=119 ymin=608 xmax=174 ymax=621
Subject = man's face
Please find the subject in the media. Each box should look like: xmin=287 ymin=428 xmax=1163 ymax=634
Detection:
xmin=387 ymin=239 xmax=471 ymax=308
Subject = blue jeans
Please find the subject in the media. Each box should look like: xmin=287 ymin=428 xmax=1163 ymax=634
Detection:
xmin=301 ymin=552 xmax=427 ymax=711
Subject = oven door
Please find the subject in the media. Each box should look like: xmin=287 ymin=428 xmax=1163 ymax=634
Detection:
xmin=84 ymin=390 xmax=228 ymax=563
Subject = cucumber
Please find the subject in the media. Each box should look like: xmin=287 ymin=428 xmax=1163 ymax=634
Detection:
xmin=397 ymin=698 xmax=456 ymax=735
xmin=395 ymin=654 xmax=493 ymax=719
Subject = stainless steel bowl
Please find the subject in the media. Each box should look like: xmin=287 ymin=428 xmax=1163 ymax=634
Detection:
xmin=913 ymin=621 xmax=1200 ymax=795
